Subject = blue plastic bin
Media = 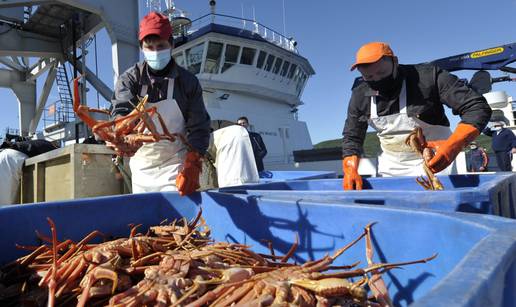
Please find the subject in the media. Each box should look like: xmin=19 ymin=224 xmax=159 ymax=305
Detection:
xmin=259 ymin=170 xmax=336 ymax=182
xmin=0 ymin=192 xmax=515 ymax=307
xmin=221 ymin=173 xmax=516 ymax=218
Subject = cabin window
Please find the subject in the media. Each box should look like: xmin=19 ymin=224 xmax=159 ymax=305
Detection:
xmin=287 ymin=64 xmax=297 ymax=79
xmin=296 ymin=71 xmax=307 ymax=94
xmin=204 ymin=42 xmax=223 ymax=73
xmin=222 ymin=44 xmax=240 ymax=73
xmin=240 ymin=47 xmax=256 ymax=65
xmin=185 ymin=42 xmax=205 ymax=74
xmin=264 ymin=55 xmax=275 ymax=72
xmin=273 ymin=58 xmax=283 ymax=74
xmin=174 ymin=52 xmax=185 ymax=67
xmin=280 ymin=61 xmax=290 ymax=77
xmin=256 ymin=51 xmax=267 ymax=69
xmin=293 ymin=67 xmax=301 ymax=82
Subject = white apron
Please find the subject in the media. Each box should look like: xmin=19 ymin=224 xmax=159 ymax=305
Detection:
xmin=129 ymin=78 xmax=187 ymax=193
xmin=212 ymin=125 xmax=259 ymax=187
xmin=368 ymin=81 xmax=453 ymax=177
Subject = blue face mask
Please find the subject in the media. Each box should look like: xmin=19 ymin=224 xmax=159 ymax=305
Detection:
xmin=144 ymin=48 xmax=171 ymax=71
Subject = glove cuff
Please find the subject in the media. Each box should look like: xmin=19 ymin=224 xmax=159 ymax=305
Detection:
xmin=447 ymin=123 xmax=480 ymax=155
xmin=342 ymin=155 xmax=360 ymax=172
xmin=184 ymin=151 xmax=202 ymax=169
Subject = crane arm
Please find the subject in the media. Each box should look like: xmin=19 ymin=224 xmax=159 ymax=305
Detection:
xmin=430 ymin=43 xmax=516 ymax=73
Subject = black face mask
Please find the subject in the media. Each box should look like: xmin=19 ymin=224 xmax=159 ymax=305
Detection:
xmin=366 ymin=65 xmax=402 ymax=96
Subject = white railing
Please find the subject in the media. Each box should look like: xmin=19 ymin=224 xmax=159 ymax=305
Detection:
xmin=173 ymin=13 xmax=299 ymax=54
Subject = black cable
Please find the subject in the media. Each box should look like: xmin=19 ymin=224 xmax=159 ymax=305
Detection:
xmin=0 ymin=26 xmax=13 ymax=35
xmin=0 ymin=21 xmax=15 ymax=35
xmin=94 ymin=34 xmax=100 ymax=109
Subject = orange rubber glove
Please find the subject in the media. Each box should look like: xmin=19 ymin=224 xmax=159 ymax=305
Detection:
xmin=342 ymin=155 xmax=363 ymax=190
xmin=426 ymin=123 xmax=480 ymax=173
xmin=176 ymin=151 xmax=202 ymax=196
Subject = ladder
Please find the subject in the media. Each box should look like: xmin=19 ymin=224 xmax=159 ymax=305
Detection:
xmin=55 ymin=63 xmax=75 ymax=123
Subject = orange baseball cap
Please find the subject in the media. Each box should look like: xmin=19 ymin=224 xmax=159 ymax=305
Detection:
xmin=350 ymin=42 xmax=395 ymax=71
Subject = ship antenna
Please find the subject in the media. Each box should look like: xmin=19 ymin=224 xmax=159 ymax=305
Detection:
xmin=147 ymin=0 xmax=161 ymax=13
xmin=241 ymin=3 xmax=246 ymax=29
xmin=165 ymin=0 xmax=175 ymax=12
xmin=282 ymin=0 xmax=286 ymax=36
xmin=209 ymin=1 xmax=216 ymax=23
xmin=252 ymin=5 xmax=258 ymax=33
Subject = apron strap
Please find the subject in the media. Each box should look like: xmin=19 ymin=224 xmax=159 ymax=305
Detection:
xmin=369 ymin=80 xmax=407 ymax=118
xmin=167 ymin=78 xmax=175 ymax=99
xmin=140 ymin=85 xmax=148 ymax=97
xmin=370 ymin=95 xmax=378 ymax=119
xmin=399 ymin=80 xmax=407 ymax=114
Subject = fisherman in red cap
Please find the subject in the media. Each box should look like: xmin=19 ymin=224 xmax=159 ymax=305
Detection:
xmin=341 ymin=42 xmax=492 ymax=190
xmin=109 ymin=12 xmax=211 ymax=196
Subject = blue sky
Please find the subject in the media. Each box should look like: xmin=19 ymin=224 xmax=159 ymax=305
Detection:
xmin=1 ymin=0 xmax=515 ymax=143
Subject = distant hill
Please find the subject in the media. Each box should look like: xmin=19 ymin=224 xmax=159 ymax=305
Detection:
xmin=314 ymin=132 xmax=494 ymax=157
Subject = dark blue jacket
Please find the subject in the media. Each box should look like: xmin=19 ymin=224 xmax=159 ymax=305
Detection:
xmin=248 ymin=132 xmax=267 ymax=172
xmin=484 ymin=128 xmax=516 ymax=152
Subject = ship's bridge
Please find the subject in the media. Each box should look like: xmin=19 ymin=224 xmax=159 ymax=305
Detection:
xmin=171 ymin=14 xmax=315 ymax=107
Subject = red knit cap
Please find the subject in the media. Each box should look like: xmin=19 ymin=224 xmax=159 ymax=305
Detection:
xmin=139 ymin=12 xmax=172 ymax=42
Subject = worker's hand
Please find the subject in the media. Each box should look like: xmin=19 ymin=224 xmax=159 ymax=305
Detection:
xmin=105 ymin=140 xmax=142 ymax=157
xmin=479 ymin=166 xmax=486 ymax=171
xmin=176 ymin=151 xmax=202 ymax=196
xmin=342 ymin=155 xmax=363 ymax=190
xmin=427 ymin=123 xmax=480 ymax=173
xmin=512 ymin=148 xmax=516 ymax=154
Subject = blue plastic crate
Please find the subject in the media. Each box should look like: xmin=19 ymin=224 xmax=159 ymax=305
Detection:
xmin=259 ymin=170 xmax=336 ymax=182
xmin=0 ymin=192 xmax=515 ymax=307
xmin=221 ymin=173 xmax=516 ymax=218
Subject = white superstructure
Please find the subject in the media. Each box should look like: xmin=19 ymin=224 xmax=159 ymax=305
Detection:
xmin=170 ymin=13 xmax=315 ymax=170
xmin=483 ymin=90 xmax=516 ymax=132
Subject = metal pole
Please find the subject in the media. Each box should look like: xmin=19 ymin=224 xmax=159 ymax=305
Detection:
xmin=72 ymin=14 xmax=79 ymax=143
xmin=94 ymin=34 xmax=100 ymax=109
xmin=80 ymin=13 xmax=90 ymax=141
xmin=72 ymin=15 xmax=77 ymax=79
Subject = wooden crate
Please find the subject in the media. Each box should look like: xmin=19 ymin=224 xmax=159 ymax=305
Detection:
xmin=21 ymin=144 xmax=130 ymax=203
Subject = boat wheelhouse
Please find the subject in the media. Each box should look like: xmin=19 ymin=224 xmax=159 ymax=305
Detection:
xmin=170 ymin=12 xmax=315 ymax=169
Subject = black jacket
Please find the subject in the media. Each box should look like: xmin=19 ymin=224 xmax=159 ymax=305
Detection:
xmin=0 ymin=140 xmax=57 ymax=157
xmin=342 ymin=64 xmax=492 ymax=157
xmin=111 ymin=60 xmax=211 ymax=154
xmin=248 ymin=132 xmax=267 ymax=172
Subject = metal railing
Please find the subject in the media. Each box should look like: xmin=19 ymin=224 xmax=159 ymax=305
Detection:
xmin=173 ymin=13 xmax=299 ymax=54
xmin=42 ymin=101 xmax=72 ymax=130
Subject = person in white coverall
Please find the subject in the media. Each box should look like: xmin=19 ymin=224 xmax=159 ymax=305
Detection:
xmin=0 ymin=139 xmax=57 ymax=204
xmin=209 ymin=120 xmax=259 ymax=188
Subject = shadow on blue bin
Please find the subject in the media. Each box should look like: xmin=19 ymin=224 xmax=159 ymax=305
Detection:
xmin=220 ymin=174 xmax=516 ymax=218
xmin=0 ymin=192 xmax=515 ymax=306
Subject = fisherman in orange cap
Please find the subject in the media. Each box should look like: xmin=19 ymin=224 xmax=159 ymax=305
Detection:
xmin=341 ymin=42 xmax=492 ymax=190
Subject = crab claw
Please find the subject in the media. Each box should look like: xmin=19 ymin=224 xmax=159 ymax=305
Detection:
xmin=197 ymin=267 xmax=254 ymax=284
xmin=77 ymin=267 xmax=118 ymax=307
xmin=290 ymin=277 xmax=367 ymax=301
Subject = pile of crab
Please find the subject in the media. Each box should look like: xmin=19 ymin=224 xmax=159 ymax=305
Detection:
xmin=0 ymin=210 xmax=436 ymax=307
